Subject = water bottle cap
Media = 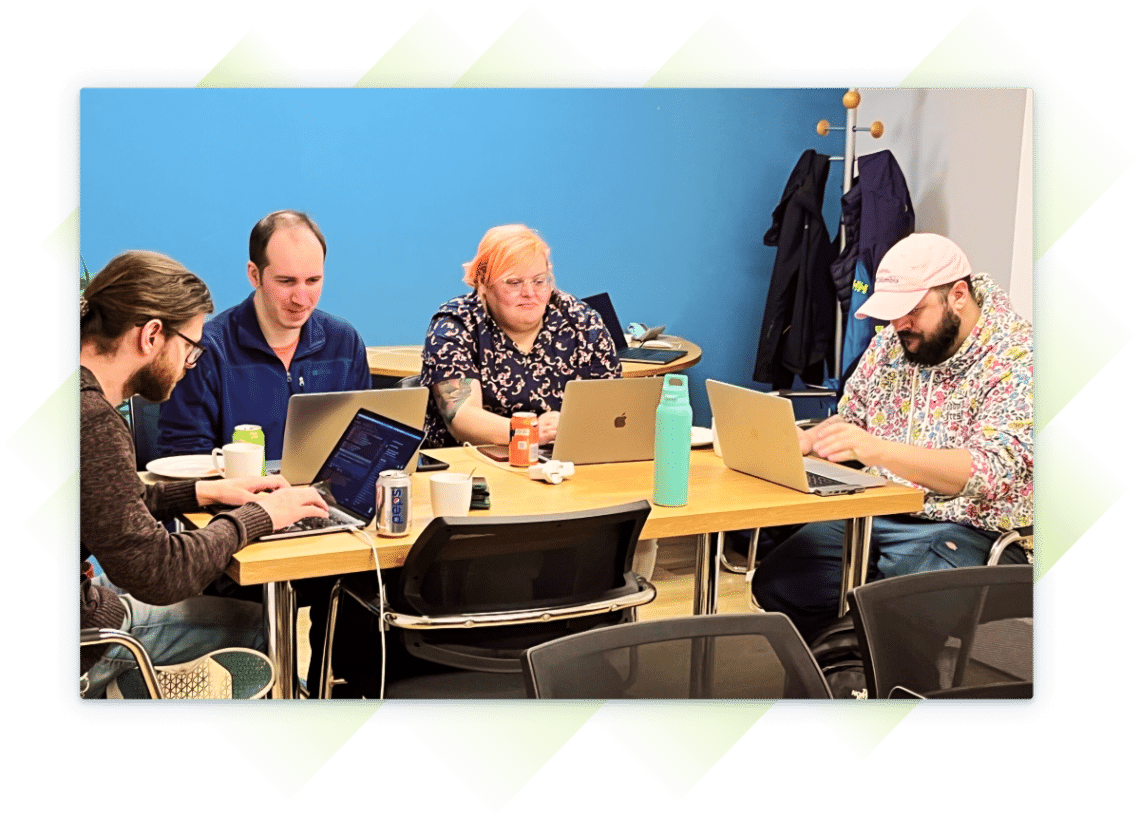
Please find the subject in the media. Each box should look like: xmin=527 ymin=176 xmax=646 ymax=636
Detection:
xmin=660 ymin=373 xmax=689 ymax=402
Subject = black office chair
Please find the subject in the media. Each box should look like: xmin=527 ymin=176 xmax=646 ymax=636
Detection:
xmin=318 ymin=500 xmax=657 ymax=698
xmin=848 ymin=564 xmax=1033 ymax=699
xmin=521 ymin=612 xmax=832 ymax=699
xmin=80 ymin=628 xmax=275 ymax=699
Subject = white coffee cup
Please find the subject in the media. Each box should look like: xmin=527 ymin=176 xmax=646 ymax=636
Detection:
xmin=712 ymin=418 xmax=721 ymax=458
xmin=211 ymin=442 xmax=264 ymax=480
xmin=430 ymin=473 xmax=473 ymax=517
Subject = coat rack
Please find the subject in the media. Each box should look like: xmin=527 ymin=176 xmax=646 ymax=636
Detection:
xmin=815 ymin=88 xmax=885 ymax=376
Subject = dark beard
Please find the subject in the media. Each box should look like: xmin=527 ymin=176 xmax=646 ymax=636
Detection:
xmin=899 ymin=308 xmax=961 ymax=366
xmin=125 ymin=355 xmax=177 ymax=403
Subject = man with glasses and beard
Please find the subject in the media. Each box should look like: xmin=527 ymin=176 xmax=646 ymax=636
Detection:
xmin=80 ymin=251 xmax=329 ymax=698
xmin=753 ymin=233 xmax=1033 ymax=644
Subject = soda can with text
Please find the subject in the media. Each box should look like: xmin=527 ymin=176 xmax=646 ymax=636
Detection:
xmin=510 ymin=412 xmax=538 ymax=467
xmin=375 ymin=469 xmax=412 ymax=537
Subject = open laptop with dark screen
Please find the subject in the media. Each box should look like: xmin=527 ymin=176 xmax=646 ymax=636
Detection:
xmin=270 ymin=387 xmax=429 ymax=483
xmin=259 ymin=408 xmax=425 ymax=541
xmin=582 ymin=292 xmax=686 ymax=365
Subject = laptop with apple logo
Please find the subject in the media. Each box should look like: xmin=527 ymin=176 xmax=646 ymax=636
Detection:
xmin=550 ymin=377 xmax=665 ymax=465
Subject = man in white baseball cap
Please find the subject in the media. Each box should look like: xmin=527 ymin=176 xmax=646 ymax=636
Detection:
xmin=753 ymin=233 xmax=1034 ymax=645
xmin=855 ymin=232 xmax=980 ymax=365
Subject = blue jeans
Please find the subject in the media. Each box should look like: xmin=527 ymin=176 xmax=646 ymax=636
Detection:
xmin=752 ymin=515 xmax=1027 ymax=644
xmin=82 ymin=575 xmax=265 ymax=699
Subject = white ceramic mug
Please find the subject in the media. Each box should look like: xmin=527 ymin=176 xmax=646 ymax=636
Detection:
xmin=211 ymin=442 xmax=264 ymax=480
xmin=429 ymin=473 xmax=473 ymax=517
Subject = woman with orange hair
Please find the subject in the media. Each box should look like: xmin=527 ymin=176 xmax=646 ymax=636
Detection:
xmin=420 ymin=224 xmax=621 ymax=448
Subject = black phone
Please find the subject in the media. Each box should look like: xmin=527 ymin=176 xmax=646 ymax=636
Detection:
xmin=475 ymin=444 xmax=510 ymax=462
xmin=418 ymin=453 xmax=449 ymax=471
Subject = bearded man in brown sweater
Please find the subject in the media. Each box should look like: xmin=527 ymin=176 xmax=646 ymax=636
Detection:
xmin=80 ymin=251 xmax=330 ymax=698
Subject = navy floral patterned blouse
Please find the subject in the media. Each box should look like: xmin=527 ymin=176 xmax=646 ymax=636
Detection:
xmin=420 ymin=290 xmax=621 ymax=447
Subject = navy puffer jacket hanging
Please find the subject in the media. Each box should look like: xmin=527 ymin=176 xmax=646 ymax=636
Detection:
xmin=830 ymin=150 xmax=914 ymax=384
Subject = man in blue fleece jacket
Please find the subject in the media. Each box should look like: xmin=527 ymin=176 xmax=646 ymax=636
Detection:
xmin=157 ymin=210 xmax=376 ymax=697
xmin=158 ymin=210 xmax=371 ymax=461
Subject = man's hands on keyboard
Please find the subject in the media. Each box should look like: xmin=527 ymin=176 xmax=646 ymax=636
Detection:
xmin=254 ymin=486 xmax=330 ymax=531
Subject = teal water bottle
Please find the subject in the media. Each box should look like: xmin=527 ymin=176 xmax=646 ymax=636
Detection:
xmin=653 ymin=374 xmax=693 ymax=507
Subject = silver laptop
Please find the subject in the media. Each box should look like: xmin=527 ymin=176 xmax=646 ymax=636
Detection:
xmin=260 ymin=408 xmax=425 ymax=542
xmin=550 ymin=377 xmax=664 ymax=465
xmin=705 ymin=379 xmax=886 ymax=496
xmin=275 ymin=387 xmax=429 ymax=484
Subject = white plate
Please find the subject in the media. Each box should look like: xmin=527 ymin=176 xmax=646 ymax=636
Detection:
xmin=146 ymin=454 xmax=221 ymax=479
xmin=690 ymin=426 xmax=714 ymax=448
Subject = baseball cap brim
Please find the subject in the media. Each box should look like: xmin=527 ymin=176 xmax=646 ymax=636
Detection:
xmin=855 ymin=288 xmax=927 ymax=321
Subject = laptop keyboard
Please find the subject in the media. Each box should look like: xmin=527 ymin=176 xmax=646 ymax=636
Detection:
xmin=278 ymin=509 xmax=356 ymax=533
xmin=806 ymin=471 xmax=846 ymax=488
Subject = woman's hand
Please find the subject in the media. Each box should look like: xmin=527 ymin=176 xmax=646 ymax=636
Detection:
xmin=537 ymin=410 xmax=560 ymax=445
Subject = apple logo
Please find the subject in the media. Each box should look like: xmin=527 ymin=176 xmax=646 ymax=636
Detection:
xmin=614 ymin=413 xmax=627 ymax=429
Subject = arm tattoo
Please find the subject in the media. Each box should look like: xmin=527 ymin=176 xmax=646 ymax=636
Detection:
xmin=434 ymin=378 xmax=473 ymax=423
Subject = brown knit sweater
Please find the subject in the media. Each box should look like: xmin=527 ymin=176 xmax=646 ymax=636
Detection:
xmin=79 ymin=367 xmax=274 ymax=673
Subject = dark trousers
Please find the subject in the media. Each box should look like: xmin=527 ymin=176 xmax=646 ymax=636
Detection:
xmin=752 ymin=515 xmax=1028 ymax=644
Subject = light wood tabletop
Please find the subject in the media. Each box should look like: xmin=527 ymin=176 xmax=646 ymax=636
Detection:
xmin=196 ymin=447 xmax=920 ymax=586
xmin=366 ymin=336 xmax=702 ymax=380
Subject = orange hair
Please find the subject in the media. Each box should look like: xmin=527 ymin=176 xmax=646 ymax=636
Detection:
xmin=462 ymin=224 xmax=551 ymax=288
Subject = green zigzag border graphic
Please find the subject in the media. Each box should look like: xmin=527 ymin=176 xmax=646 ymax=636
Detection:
xmin=15 ymin=1 xmax=1130 ymax=816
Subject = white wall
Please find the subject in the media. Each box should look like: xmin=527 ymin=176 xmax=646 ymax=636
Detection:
xmin=854 ymin=88 xmax=1033 ymax=319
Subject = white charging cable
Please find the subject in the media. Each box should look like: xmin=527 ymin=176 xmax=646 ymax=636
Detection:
xmin=348 ymin=527 xmax=387 ymax=699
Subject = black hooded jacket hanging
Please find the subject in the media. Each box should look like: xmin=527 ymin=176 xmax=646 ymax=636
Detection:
xmin=752 ymin=150 xmax=838 ymax=388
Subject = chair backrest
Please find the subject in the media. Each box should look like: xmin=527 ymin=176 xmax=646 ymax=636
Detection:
xmin=849 ymin=565 xmax=1033 ymax=699
xmin=521 ymin=612 xmax=832 ymax=699
xmin=128 ymin=394 xmax=163 ymax=472
xmin=391 ymin=500 xmax=652 ymax=672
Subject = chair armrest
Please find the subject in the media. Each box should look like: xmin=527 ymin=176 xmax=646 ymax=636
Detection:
xmin=887 ymin=685 xmax=926 ymax=699
xmin=385 ymin=577 xmax=656 ymax=631
xmin=80 ymin=628 xmax=163 ymax=699
xmin=987 ymin=527 xmax=1034 ymax=566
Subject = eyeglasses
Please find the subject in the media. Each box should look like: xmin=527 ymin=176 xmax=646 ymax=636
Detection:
xmin=497 ymin=274 xmax=553 ymax=295
xmin=138 ymin=320 xmax=205 ymax=368
xmin=171 ymin=329 xmax=206 ymax=368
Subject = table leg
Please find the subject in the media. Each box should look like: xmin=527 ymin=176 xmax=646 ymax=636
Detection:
xmin=838 ymin=517 xmax=873 ymax=617
xmin=264 ymin=580 xmax=297 ymax=699
xmin=692 ymin=532 xmax=723 ymax=615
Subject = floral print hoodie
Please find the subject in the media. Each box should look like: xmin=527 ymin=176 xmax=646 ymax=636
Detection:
xmin=838 ymin=272 xmax=1033 ymax=533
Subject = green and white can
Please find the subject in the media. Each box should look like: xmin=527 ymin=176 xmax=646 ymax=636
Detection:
xmin=232 ymin=424 xmax=266 ymax=475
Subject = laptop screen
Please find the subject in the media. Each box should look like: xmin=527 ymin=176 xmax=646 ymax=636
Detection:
xmin=581 ymin=292 xmax=629 ymax=353
xmin=313 ymin=408 xmax=426 ymax=520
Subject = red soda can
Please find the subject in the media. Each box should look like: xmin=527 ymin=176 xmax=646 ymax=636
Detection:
xmin=510 ymin=412 xmax=538 ymax=467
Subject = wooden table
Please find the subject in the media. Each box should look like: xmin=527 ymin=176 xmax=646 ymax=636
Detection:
xmin=187 ymin=446 xmax=922 ymax=698
xmin=367 ymin=336 xmax=703 ymax=380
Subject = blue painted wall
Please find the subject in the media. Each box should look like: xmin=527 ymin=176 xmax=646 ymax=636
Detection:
xmin=81 ymin=89 xmax=846 ymax=425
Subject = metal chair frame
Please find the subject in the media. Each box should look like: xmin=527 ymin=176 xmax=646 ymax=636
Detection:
xmin=80 ymin=628 xmax=163 ymax=699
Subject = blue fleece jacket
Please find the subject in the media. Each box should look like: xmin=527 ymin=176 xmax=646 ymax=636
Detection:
xmin=157 ymin=293 xmax=371 ymax=460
